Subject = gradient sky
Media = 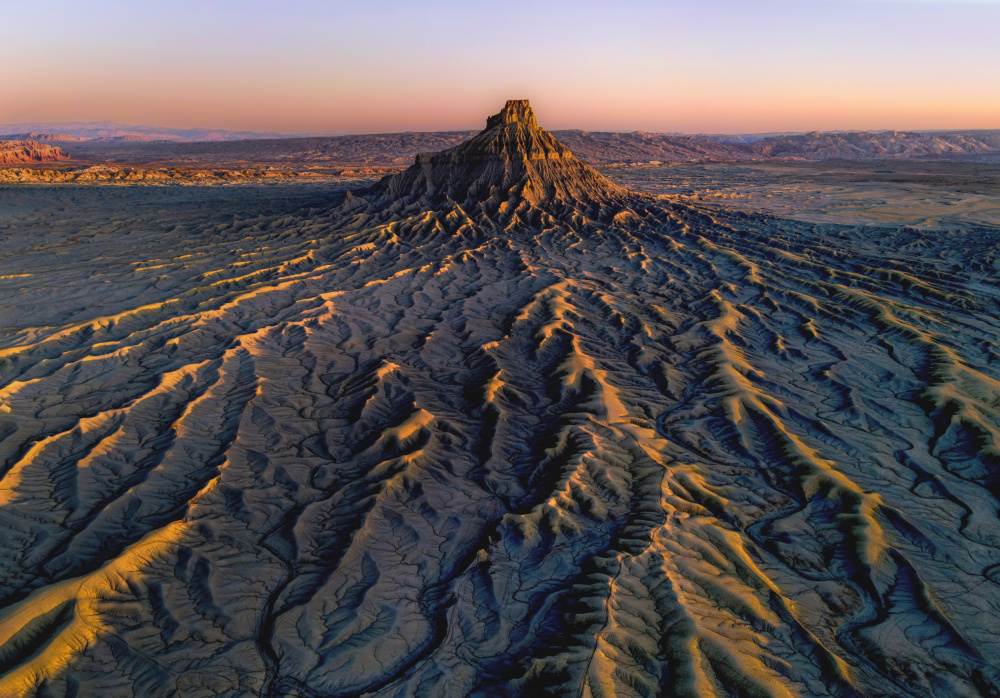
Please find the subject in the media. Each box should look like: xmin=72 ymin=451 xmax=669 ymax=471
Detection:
xmin=3 ymin=0 xmax=998 ymax=134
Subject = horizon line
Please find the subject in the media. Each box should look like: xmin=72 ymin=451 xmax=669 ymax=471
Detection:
xmin=3 ymin=121 xmax=1000 ymax=140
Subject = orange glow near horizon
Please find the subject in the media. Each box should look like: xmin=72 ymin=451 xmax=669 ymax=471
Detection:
xmin=2 ymin=0 xmax=998 ymax=135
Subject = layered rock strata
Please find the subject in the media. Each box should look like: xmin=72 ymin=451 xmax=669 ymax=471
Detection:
xmin=0 ymin=140 xmax=68 ymax=165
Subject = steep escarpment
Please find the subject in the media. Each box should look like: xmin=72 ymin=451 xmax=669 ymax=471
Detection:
xmin=0 ymin=101 xmax=998 ymax=698
xmin=0 ymin=140 xmax=67 ymax=165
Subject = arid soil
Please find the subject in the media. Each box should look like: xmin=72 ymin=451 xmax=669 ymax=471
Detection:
xmin=605 ymin=160 xmax=1000 ymax=229
xmin=0 ymin=102 xmax=998 ymax=697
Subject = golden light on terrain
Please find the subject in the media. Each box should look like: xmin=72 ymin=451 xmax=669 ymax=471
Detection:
xmin=0 ymin=101 xmax=998 ymax=695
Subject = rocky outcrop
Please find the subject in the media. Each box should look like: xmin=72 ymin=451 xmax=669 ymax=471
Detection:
xmin=0 ymin=140 xmax=68 ymax=165
xmin=371 ymin=99 xmax=630 ymax=222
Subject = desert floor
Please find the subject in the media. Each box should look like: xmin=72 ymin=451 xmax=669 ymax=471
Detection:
xmin=605 ymin=160 xmax=1000 ymax=229
xmin=0 ymin=164 xmax=998 ymax=697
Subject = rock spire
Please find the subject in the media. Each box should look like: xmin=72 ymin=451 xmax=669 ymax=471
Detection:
xmin=374 ymin=99 xmax=627 ymax=215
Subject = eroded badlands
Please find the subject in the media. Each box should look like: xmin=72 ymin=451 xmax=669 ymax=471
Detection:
xmin=0 ymin=102 xmax=998 ymax=697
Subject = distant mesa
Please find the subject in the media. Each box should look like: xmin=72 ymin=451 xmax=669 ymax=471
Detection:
xmin=0 ymin=121 xmax=300 ymax=142
xmin=0 ymin=132 xmax=83 ymax=143
xmin=0 ymin=140 xmax=68 ymax=165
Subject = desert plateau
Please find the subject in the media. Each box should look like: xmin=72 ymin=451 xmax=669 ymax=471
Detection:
xmin=0 ymin=95 xmax=998 ymax=697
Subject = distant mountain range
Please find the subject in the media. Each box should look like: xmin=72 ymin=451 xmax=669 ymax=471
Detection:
xmin=0 ymin=121 xmax=319 ymax=142
xmin=3 ymin=122 xmax=999 ymax=163
xmin=559 ymin=129 xmax=1000 ymax=162
xmin=1 ymin=120 xmax=802 ymax=144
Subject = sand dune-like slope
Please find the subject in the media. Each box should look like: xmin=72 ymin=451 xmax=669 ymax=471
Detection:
xmin=1 ymin=101 xmax=999 ymax=697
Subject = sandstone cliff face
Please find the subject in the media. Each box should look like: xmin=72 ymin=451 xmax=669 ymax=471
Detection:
xmin=0 ymin=140 xmax=68 ymax=165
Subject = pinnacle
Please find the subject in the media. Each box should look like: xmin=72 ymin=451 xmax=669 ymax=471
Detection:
xmin=414 ymin=98 xmax=568 ymax=166
xmin=485 ymin=100 xmax=538 ymax=130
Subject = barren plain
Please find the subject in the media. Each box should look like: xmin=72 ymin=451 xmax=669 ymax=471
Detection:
xmin=0 ymin=102 xmax=998 ymax=697
xmin=606 ymin=160 xmax=1000 ymax=229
